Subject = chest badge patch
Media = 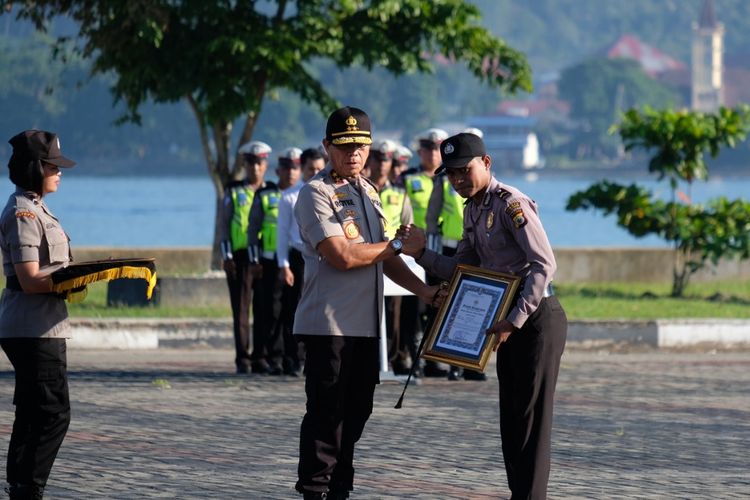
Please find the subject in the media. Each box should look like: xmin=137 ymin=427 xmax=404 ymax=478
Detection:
xmin=486 ymin=211 xmax=495 ymax=230
xmin=15 ymin=210 xmax=35 ymax=219
xmin=344 ymin=221 xmax=361 ymax=240
xmin=344 ymin=209 xmax=357 ymax=218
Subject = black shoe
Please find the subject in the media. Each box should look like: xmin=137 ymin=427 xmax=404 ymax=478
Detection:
xmin=422 ymin=364 xmax=448 ymax=377
xmin=463 ymin=370 xmax=487 ymax=381
xmin=250 ymin=362 xmax=269 ymax=374
xmin=266 ymin=364 xmax=283 ymax=376
xmin=8 ymin=484 xmax=44 ymax=500
xmin=302 ymin=492 xmax=325 ymax=500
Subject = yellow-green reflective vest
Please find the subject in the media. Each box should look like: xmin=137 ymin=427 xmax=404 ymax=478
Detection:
xmin=404 ymin=172 xmax=434 ymax=229
xmin=379 ymin=185 xmax=406 ymax=239
xmin=260 ymin=190 xmax=280 ymax=252
xmin=439 ymin=179 xmax=464 ymax=241
xmin=230 ymin=184 xmax=255 ymax=251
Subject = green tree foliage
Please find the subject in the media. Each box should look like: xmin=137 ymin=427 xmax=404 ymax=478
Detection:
xmin=8 ymin=0 xmax=530 ymax=267
xmin=557 ymin=58 xmax=679 ymax=160
xmin=567 ymin=106 xmax=750 ymax=297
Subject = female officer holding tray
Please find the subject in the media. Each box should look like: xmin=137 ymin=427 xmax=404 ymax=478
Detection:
xmin=0 ymin=130 xmax=76 ymax=500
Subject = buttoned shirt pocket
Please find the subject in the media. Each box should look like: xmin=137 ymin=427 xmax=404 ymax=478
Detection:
xmin=45 ymin=226 xmax=70 ymax=265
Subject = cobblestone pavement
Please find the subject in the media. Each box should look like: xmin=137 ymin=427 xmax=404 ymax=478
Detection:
xmin=1 ymin=348 xmax=749 ymax=499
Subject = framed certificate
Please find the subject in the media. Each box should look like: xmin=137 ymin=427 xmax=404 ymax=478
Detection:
xmin=422 ymin=264 xmax=521 ymax=372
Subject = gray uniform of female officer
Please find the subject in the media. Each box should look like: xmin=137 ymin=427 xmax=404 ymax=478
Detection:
xmin=0 ymin=130 xmax=76 ymax=500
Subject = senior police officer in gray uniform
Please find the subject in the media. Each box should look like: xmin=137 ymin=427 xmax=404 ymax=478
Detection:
xmin=399 ymin=132 xmax=567 ymax=500
xmin=293 ymin=106 xmax=443 ymax=500
xmin=0 ymin=130 xmax=76 ymax=500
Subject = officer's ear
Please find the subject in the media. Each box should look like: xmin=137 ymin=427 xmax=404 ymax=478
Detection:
xmin=482 ymin=155 xmax=492 ymax=171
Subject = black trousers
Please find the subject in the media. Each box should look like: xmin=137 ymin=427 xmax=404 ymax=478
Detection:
xmin=295 ymin=336 xmax=379 ymax=494
xmin=497 ymin=296 xmax=567 ymax=500
xmin=277 ymin=248 xmax=305 ymax=371
xmin=1 ymin=338 xmax=70 ymax=490
xmin=224 ymin=253 xmax=253 ymax=370
xmin=250 ymin=257 xmax=283 ymax=367
xmin=386 ymin=295 xmax=421 ymax=370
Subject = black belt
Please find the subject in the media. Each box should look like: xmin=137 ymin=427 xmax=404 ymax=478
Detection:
xmin=514 ymin=280 xmax=555 ymax=303
xmin=5 ymin=275 xmax=22 ymax=291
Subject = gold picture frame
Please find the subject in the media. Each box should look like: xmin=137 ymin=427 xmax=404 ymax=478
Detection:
xmin=422 ymin=264 xmax=521 ymax=373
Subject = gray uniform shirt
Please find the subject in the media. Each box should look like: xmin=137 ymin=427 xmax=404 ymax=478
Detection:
xmin=294 ymin=165 xmax=388 ymax=337
xmin=417 ymin=176 xmax=556 ymax=329
xmin=0 ymin=189 xmax=71 ymax=338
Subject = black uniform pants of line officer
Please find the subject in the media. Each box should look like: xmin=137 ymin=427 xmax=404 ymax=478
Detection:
xmin=250 ymin=256 xmax=284 ymax=373
xmin=1 ymin=338 xmax=70 ymax=494
xmin=385 ymin=295 xmax=421 ymax=373
xmin=224 ymin=251 xmax=254 ymax=372
xmin=295 ymin=336 xmax=379 ymax=496
xmin=276 ymin=248 xmax=305 ymax=374
xmin=497 ymin=295 xmax=567 ymax=499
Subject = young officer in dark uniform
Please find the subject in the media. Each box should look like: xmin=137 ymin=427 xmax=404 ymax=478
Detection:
xmin=293 ymin=106 xmax=443 ymax=499
xmin=219 ymin=141 xmax=271 ymax=374
xmin=399 ymin=132 xmax=567 ymax=500
xmin=0 ymin=130 xmax=77 ymax=500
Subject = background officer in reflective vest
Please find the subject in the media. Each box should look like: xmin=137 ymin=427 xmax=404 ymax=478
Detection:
xmin=220 ymin=140 xmax=271 ymax=374
xmin=247 ymin=147 xmax=302 ymax=374
xmin=390 ymin=144 xmax=412 ymax=187
xmin=426 ymin=127 xmax=486 ymax=381
xmin=366 ymin=139 xmax=416 ymax=374
xmin=401 ymin=127 xmax=449 ymax=377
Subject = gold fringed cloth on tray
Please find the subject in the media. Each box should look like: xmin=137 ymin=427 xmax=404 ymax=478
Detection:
xmin=50 ymin=258 xmax=157 ymax=303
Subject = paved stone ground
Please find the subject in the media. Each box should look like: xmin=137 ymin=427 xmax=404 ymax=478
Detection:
xmin=1 ymin=348 xmax=749 ymax=499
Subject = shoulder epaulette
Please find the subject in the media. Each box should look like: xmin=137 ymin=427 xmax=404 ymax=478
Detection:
xmin=496 ymin=188 xmax=512 ymax=200
xmin=360 ymin=176 xmax=379 ymax=192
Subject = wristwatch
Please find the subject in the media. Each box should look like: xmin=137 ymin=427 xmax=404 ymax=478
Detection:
xmin=389 ymin=238 xmax=403 ymax=255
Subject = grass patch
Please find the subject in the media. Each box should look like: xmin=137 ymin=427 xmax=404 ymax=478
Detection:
xmin=557 ymin=281 xmax=750 ymax=320
xmin=68 ymin=280 xmax=750 ymax=320
xmin=67 ymin=282 xmax=231 ymax=318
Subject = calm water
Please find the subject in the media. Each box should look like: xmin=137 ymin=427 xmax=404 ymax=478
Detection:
xmin=3 ymin=173 xmax=748 ymax=248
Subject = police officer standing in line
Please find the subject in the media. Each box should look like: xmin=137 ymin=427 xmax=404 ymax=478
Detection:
xmin=1 ymin=130 xmax=76 ymax=499
xmin=425 ymin=127 xmax=486 ymax=381
xmin=365 ymin=139 xmax=416 ymax=374
xmin=401 ymin=127 xmax=450 ymax=377
xmin=389 ymin=144 xmax=412 ymax=187
xmin=276 ymin=148 xmax=326 ymax=376
xmin=220 ymin=140 xmax=272 ymax=374
xmin=293 ymin=106 xmax=444 ymax=499
xmin=247 ymin=147 xmax=301 ymax=375
xmin=398 ymin=132 xmax=567 ymax=500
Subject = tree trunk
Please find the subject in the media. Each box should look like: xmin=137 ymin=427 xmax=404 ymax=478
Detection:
xmin=671 ymin=248 xmax=692 ymax=297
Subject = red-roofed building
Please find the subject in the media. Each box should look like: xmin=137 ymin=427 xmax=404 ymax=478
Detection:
xmin=606 ymin=35 xmax=686 ymax=76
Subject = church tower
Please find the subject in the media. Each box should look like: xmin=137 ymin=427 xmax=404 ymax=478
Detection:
xmin=691 ymin=0 xmax=724 ymax=112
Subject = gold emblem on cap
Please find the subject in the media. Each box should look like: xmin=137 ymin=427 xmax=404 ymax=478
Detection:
xmin=345 ymin=115 xmax=358 ymax=131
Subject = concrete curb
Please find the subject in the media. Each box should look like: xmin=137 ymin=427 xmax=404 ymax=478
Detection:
xmin=66 ymin=318 xmax=750 ymax=350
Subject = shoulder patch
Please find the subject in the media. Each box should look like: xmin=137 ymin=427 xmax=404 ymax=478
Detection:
xmin=511 ymin=208 xmax=527 ymax=229
xmin=504 ymin=200 xmax=521 ymax=214
xmin=15 ymin=210 xmax=35 ymax=219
